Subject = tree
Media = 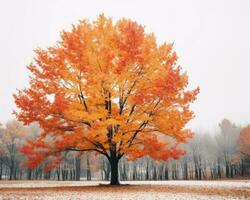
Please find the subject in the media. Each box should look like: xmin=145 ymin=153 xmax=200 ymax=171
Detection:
xmin=216 ymin=119 xmax=240 ymax=178
xmin=0 ymin=120 xmax=27 ymax=180
xmin=14 ymin=15 xmax=199 ymax=185
xmin=239 ymin=126 xmax=250 ymax=156
xmin=238 ymin=126 xmax=250 ymax=176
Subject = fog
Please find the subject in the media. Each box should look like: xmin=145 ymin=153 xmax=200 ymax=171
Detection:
xmin=0 ymin=0 xmax=250 ymax=132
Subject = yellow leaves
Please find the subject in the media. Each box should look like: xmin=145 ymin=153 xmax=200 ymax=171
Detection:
xmin=112 ymin=134 xmax=121 ymax=144
xmin=14 ymin=14 xmax=199 ymax=165
xmin=104 ymin=118 xmax=120 ymax=126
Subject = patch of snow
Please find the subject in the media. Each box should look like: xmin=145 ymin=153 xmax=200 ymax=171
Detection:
xmin=123 ymin=180 xmax=250 ymax=189
xmin=0 ymin=180 xmax=249 ymax=189
xmin=0 ymin=180 xmax=108 ymax=188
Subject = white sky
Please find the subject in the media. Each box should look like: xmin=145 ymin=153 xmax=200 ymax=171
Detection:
xmin=0 ymin=0 xmax=249 ymax=132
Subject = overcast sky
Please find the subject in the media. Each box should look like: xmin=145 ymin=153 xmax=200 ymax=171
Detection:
xmin=0 ymin=0 xmax=249 ymax=132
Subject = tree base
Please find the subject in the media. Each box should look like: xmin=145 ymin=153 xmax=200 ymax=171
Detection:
xmin=110 ymin=182 xmax=120 ymax=186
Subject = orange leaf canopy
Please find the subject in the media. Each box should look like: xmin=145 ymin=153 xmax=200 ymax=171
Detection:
xmin=15 ymin=14 xmax=199 ymax=169
xmin=239 ymin=126 xmax=250 ymax=156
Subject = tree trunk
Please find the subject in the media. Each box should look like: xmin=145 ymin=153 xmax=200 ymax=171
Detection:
xmin=164 ymin=164 xmax=169 ymax=180
xmin=0 ymin=163 xmax=2 ymax=180
xmin=241 ymin=159 xmax=245 ymax=176
xmin=75 ymin=157 xmax=81 ymax=181
xmin=56 ymin=167 xmax=60 ymax=180
xmin=217 ymin=158 xmax=221 ymax=178
xmin=230 ymin=164 xmax=234 ymax=178
xmin=86 ymin=153 xmax=91 ymax=181
xmin=109 ymin=157 xmax=119 ymax=185
xmin=145 ymin=160 xmax=149 ymax=180
xmin=132 ymin=165 xmax=137 ymax=180
xmin=226 ymin=164 xmax=229 ymax=178
xmin=26 ymin=169 xmax=32 ymax=180
xmin=198 ymin=167 xmax=202 ymax=180
xmin=183 ymin=161 xmax=188 ymax=180
xmin=153 ymin=166 xmax=157 ymax=180
xmin=122 ymin=160 xmax=127 ymax=181
xmin=9 ymin=159 xmax=14 ymax=180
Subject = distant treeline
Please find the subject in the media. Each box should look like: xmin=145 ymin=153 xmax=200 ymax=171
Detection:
xmin=0 ymin=119 xmax=249 ymax=181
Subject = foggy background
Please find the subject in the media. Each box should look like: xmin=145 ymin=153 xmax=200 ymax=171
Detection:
xmin=0 ymin=0 xmax=250 ymax=132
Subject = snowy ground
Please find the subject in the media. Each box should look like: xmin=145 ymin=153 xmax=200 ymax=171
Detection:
xmin=0 ymin=180 xmax=249 ymax=189
xmin=0 ymin=180 xmax=249 ymax=200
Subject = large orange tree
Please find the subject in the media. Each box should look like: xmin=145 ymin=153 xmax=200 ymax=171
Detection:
xmin=14 ymin=15 xmax=199 ymax=185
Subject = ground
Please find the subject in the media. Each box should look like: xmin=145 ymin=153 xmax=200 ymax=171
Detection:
xmin=0 ymin=180 xmax=249 ymax=200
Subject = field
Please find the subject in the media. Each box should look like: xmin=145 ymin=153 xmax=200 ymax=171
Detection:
xmin=0 ymin=180 xmax=249 ymax=200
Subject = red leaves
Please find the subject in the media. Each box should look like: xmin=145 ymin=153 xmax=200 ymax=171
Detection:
xmin=183 ymin=87 xmax=200 ymax=104
xmin=19 ymin=138 xmax=67 ymax=171
xmin=132 ymin=92 xmax=145 ymax=105
xmin=126 ymin=133 xmax=187 ymax=161
xmin=114 ymin=20 xmax=145 ymax=73
xmin=44 ymin=156 xmax=63 ymax=172
xmin=19 ymin=139 xmax=49 ymax=169
xmin=51 ymin=92 xmax=69 ymax=113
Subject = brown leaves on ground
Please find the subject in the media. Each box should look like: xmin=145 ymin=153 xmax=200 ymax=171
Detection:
xmin=0 ymin=182 xmax=249 ymax=199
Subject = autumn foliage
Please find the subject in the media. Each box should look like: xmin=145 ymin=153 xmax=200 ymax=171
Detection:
xmin=14 ymin=15 xmax=199 ymax=184
xmin=239 ymin=126 xmax=250 ymax=156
